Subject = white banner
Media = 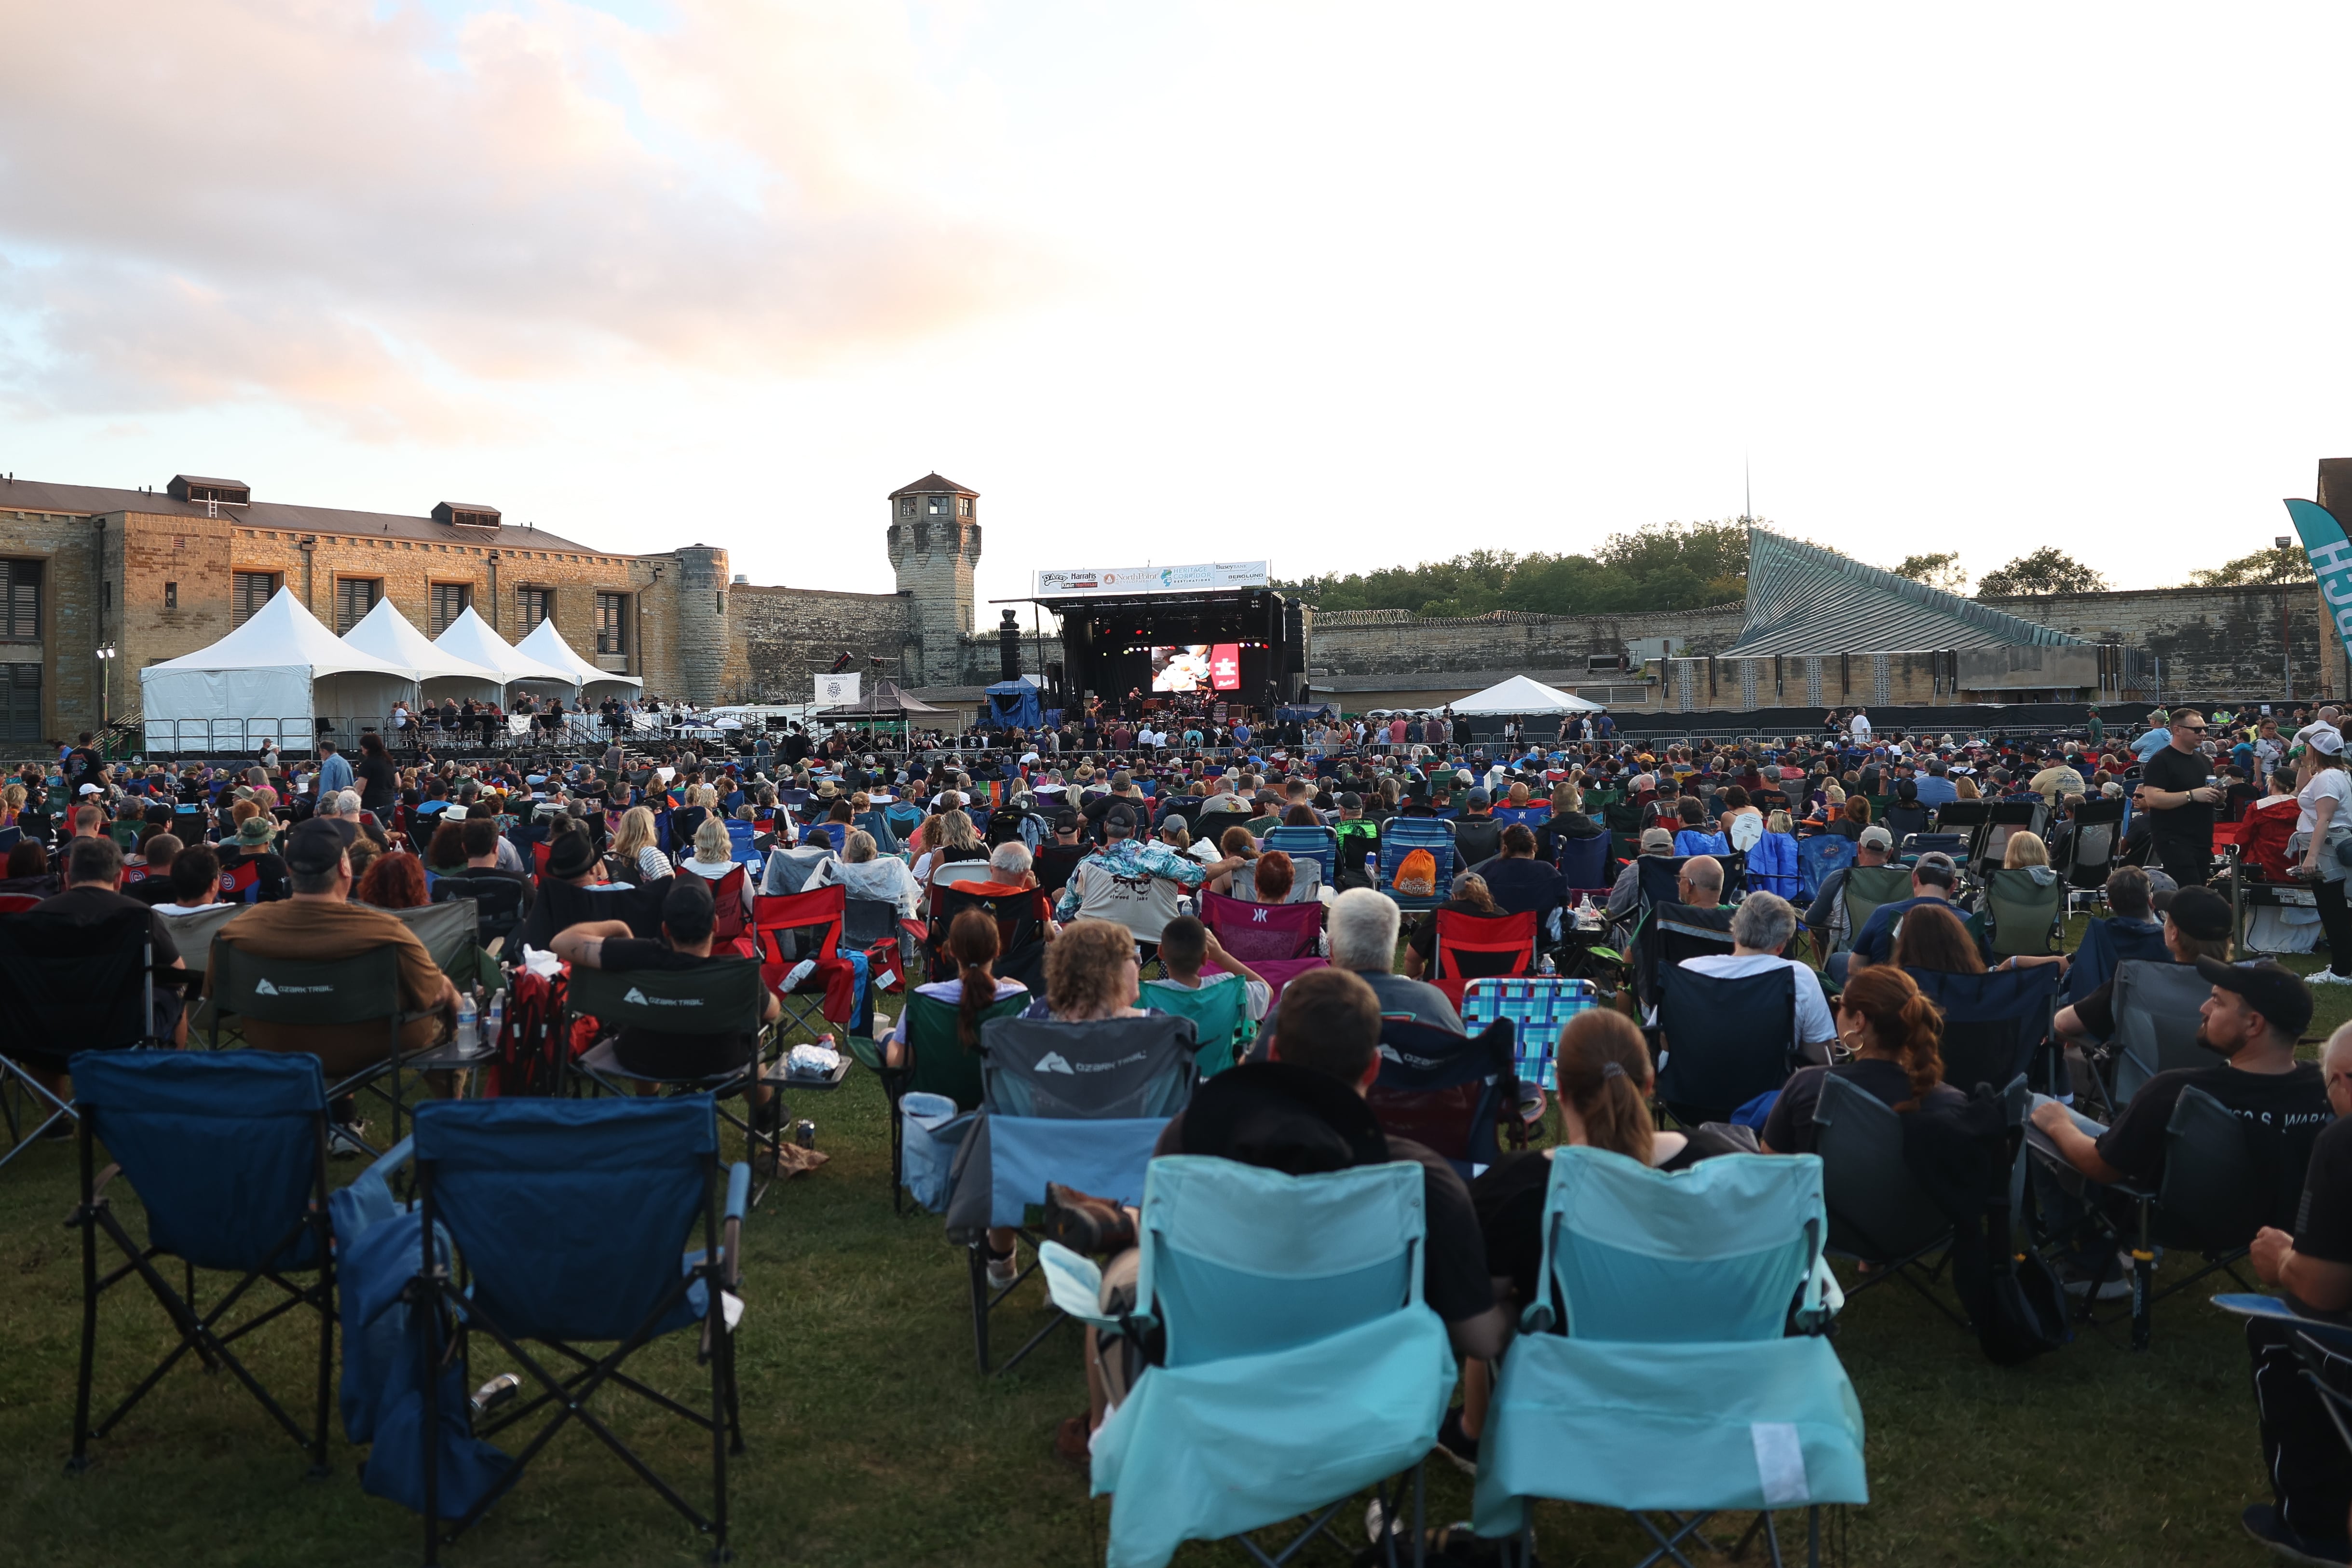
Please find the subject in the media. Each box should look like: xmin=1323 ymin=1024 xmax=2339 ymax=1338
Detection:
xmin=814 ymin=672 xmax=862 ymax=706
xmin=1033 ymin=561 xmax=1270 ymax=599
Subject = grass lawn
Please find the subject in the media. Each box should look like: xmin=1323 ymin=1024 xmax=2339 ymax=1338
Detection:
xmin=3 ymin=921 xmax=2346 ymax=1567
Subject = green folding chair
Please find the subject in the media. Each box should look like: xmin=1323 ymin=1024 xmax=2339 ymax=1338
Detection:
xmin=1142 ymin=977 xmax=1251 ymax=1078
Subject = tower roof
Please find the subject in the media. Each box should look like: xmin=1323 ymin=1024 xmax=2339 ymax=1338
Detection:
xmin=888 ymin=473 xmax=977 ymax=499
xmin=1726 ymin=527 xmax=2083 ymax=655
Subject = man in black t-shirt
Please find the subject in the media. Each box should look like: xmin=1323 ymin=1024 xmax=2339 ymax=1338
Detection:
xmin=2240 ymin=1025 xmax=2352 ymax=1560
xmin=2032 ymin=960 xmax=2328 ymax=1270
xmin=548 ymin=876 xmax=779 ymax=1082
xmin=9 ymin=837 xmax=190 ymax=1109
xmin=2135 ymin=707 xmax=2222 ymax=888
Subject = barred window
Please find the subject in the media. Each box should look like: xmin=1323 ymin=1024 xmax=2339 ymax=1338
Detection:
xmin=517 ymin=587 xmax=551 ymax=630
xmin=0 ymin=560 xmax=40 ymax=641
xmin=595 ymin=592 xmax=628 ymax=655
xmin=335 ymin=577 xmax=381 ymax=634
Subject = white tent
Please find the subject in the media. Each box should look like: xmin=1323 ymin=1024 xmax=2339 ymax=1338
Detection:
xmin=1449 ymin=674 xmax=1602 ymax=715
xmin=515 ymin=615 xmax=642 ymax=695
xmin=141 ymin=586 xmax=419 ymax=750
xmin=341 ymin=598 xmax=506 ymax=697
xmin=431 ymin=606 xmax=574 ymax=688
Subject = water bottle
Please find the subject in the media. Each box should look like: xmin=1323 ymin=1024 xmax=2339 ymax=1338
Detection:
xmin=485 ymin=990 xmax=505 ymax=1051
xmin=1538 ymin=954 xmax=1556 ymax=977
xmin=454 ymin=992 xmax=478 ymax=1054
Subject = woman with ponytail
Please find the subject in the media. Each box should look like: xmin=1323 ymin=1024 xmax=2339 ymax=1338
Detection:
xmin=1761 ymin=965 xmax=1964 ymax=1156
xmin=881 ymin=908 xmax=1028 ymax=1068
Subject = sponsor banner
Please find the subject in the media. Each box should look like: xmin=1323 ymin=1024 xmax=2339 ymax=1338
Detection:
xmin=813 ymin=673 xmax=862 ymax=707
xmin=1210 ymin=643 xmax=1242 ymax=691
xmin=1032 ymin=561 xmax=1271 ymax=599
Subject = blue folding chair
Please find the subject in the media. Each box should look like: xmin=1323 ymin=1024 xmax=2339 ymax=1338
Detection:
xmin=1462 ymin=977 xmax=1597 ymax=1092
xmin=1554 ymin=831 xmax=1610 ymax=897
xmin=1262 ymin=824 xmax=1339 ymax=889
xmin=1795 ymin=834 xmax=1855 ymax=902
xmin=1379 ymin=817 xmax=1457 ymax=912
xmin=67 ymin=1050 xmax=336 ymax=1473
xmin=403 ymin=1096 xmax=750 ymax=1563
xmin=1040 ymin=1157 xmax=1452 ymax=1568
xmin=1475 ymin=1148 xmax=1867 ymax=1565
xmin=723 ymin=817 xmax=763 ymax=867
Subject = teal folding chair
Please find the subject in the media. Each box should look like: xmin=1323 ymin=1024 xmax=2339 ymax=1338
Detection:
xmin=1041 ymin=1157 xmax=1452 ymax=1568
xmin=1474 ymin=1147 xmax=1867 ymax=1566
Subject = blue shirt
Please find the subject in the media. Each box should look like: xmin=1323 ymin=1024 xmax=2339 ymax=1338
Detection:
xmin=317 ymin=753 xmax=354 ymax=796
xmin=2131 ymin=727 xmax=2172 ymax=761
xmin=1852 ymin=893 xmax=1951 ymax=967
xmin=1911 ymin=775 xmax=1957 ymax=808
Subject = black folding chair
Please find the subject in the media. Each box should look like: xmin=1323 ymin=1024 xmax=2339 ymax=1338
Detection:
xmin=1815 ymin=1074 xmax=1964 ymax=1326
xmin=1653 ymin=964 xmax=1798 ymax=1127
xmin=431 ymin=874 xmax=527 ymax=952
xmin=0 ymin=908 xmax=164 ymax=1171
xmin=206 ymin=944 xmax=439 ymax=1156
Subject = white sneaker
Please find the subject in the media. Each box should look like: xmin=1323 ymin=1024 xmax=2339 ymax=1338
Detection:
xmin=2310 ymin=970 xmax=2352 ymax=987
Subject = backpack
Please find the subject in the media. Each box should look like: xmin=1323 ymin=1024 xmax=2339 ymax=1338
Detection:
xmin=984 ymin=804 xmax=1030 ymax=849
xmin=1393 ymin=846 xmax=1439 ymax=899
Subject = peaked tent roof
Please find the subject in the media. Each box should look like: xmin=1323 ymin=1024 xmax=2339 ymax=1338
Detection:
xmin=431 ymin=607 xmax=574 ymax=684
xmin=1726 ymin=528 xmax=2085 ymax=656
xmin=149 ymin=586 xmax=418 ymax=679
xmin=341 ymin=597 xmax=504 ymax=684
xmin=515 ymin=615 xmax=643 ymax=689
xmin=816 ymin=679 xmax=950 ymax=718
xmin=1450 ymin=674 xmax=1602 ymax=715
xmin=887 ymin=472 xmax=977 ymax=499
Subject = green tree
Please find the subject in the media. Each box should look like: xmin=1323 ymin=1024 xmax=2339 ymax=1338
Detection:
xmin=2185 ymin=545 xmax=2311 ymax=586
xmin=1277 ymin=519 xmax=1754 ymax=619
xmin=1977 ymin=548 xmax=2107 ymax=597
xmin=1891 ymin=551 xmax=1969 ymax=593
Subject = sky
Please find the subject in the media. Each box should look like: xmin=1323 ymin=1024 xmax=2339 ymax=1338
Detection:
xmin=4 ymin=1 xmax=2349 ymax=613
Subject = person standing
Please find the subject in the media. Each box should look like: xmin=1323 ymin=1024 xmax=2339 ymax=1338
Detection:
xmin=2085 ymin=707 xmax=2105 ymax=748
xmin=1849 ymin=707 xmax=1872 ymax=745
xmin=2136 ymin=707 xmax=2221 ymax=889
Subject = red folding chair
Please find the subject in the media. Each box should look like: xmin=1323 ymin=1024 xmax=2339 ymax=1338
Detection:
xmin=704 ymin=864 xmax=754 ymax=957
xmin=532 ymin=840 xmax=552 ymax=876
xmin=1427 ymin=907 xmax=1537 ymax=1009
xmin=752 ymin=886 xmax=856 ymax=1041
xmin=1197 ymin=887 xmax=1321 ymax=962
xmin=218 ymin=858 xmax=263 ymax=904
xmin=0 ymin=893 xmax=41 ymax=914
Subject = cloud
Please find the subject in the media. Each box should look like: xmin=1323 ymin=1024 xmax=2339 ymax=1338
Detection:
xmin=0 ymin=0 xmax=1055 ymax=437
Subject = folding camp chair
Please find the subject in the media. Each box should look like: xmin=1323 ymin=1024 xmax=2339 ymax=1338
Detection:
xmin=67 ymin=1050 xmax=336 ymax=1472
xmin=0 ymin=907 xmax=164 ymax=1170
xmin=2027 ymin=1085 xmax=2271 ymax=1350
xmin=566 ymin=958 xmax=790 ymax=1202
xmin=1795 ymin=833 xmax=1854 ymax=904
xmin=1334 ymin=818 xmax=1382 ymax=884
xmin=1880 ymin=801 xmax=1931 ymax=844
xmin=1975 ymin=866 xmax=2066 ymax=961
xmin=850 ymin=986 xmax=1027 ymax=1213
xmin=392 ymin=900 xmax=486 ymax=986
xmin=1474 ymin=1147 xmax=1864 ymax=1565
xmin=2061 ymin=797 xmax=2127 ymax=896
xmin=925 ymin=882 xmax=1052 ymax=994
xmin=1428 ymin=907 xmax=1538 ymax=1009
xmin=1973 ymin=800 xmax=2045 ymax=877
xmin=1462 ymin=976 xmax=1597 ymax=1093
xmin=1908 ymin=964 xmax=2063 ymax=1096
xmin=1230 ymin=858 xmax=1324 ymax=905
xmin=1142 ymin=976 xmax=1252 ymax=1078
xmin=1262 ymin=824 xmax=1339 ymax=888
xmin=2103 ymin=958 xmax=2220 ymax=1109
xmin=1378 ymin=817 xmax=1456 ymax=912
xmin=405 ymin=1097 xmax=749 ymax=1562
xmin=1554 ymin=831 xmax=1610 ymax=900
xmin=1931 ymin=798 xmax=1990 ymax=844
xmin=941 ymin=1013 xmax=1197 ymax=1373
xmin=1654 ymin=964 xmax=1798 ymax=1127
xmin=431 ymin=874 xmax=526 ymax=953
xmin=1199 ymin=886 xmax=1322 ymax=962
xmin=1814 ymin=1074 xmax=1964 ymax=1326
xmin=2064 ymin=915 xmax=2168 ymax=1013
xmin=1039 ymin=1158 xmax=1448 ymax=1568
xmin=1366 ymin=1014 xmax=1517 ymax=1178
xmin=1835 ymin=864 xmax=1914 ymax=954
xmin=1033 ymin=842 xmax=1089 ymax=898
xmin=206 ymin=943 xmax=438 ymax=1156
xmin=751 ymin=886 xmax=861 ymax=1046
xmin=1631 ymin=900 xmax=1734 ymax=1017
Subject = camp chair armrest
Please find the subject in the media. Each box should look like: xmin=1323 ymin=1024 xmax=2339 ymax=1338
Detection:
xmin=1038 ymin=1241 xmax=1126 ymax=1332
xmin=724 ymin=1161 xmax=752 ymax=1226
xmin=366 ymin=1135 xmax=417 ymax=1179
xmin=845 ymin=1035 xmax=887 ymax=1074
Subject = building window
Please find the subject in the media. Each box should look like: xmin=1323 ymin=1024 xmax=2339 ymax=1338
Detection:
xmin=164 ymin=581 xmax=177 ymax=610
xmin=0 ymin=662 xmax=39 ymax=741
xmin=517 ymin=586 xmax=551 ymax=630
xmin=957 ymin=497 xmax=972 ymax=517
xmin=431 ymin=582 xmax=472 ymax=636
xmin=232 ymin=571 xmax=280 ymax=627
xmin=595 ymin=592 xmax=628 ymax=655
xmin=0 ymin=560 xmax=40 ymax=641
xmin=899 ymin=498 xmax=914 ymax=517
xmin=334 ymin=577 xmax=381 ymax=634
xmin=926 ymin=495 xmax=948 ymax=515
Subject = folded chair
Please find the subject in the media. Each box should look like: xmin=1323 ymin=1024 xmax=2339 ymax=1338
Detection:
xmin=942 ymin=1013 xmax=1198 ymax=1373
xmin=1814 ymin=1075 xmax=1964 ymax=1326
xmin=67 ymin=1050 xmax=336 ymax=1473
xmin=1654 ymin=964 xmax=1798 ymax=1127
xmin=2062 ymin=798 xmax=2127 ymax=894
xmin=206 ymin=943 xmax=438 ymax=1156
xmin=0 ymin=907 xmax=164 ymax=1171
xmin=1040 ymin=1158 xmax=1453 ymax=1568
xmin=1367 ymin=1014 xmax=1517 ymax=1178
xmin=566 ymin=958 xmax=788 ymax=1204
xmin=1473 ymin=1148 xmax=1866 ymax=1565
xmin=405 ymin=1097 xmax=750 ymax=1562
xmin=1462 ymin=976 xmax=1597 ymax=1093
xmin=853 ymin=986 xmax=1029 ymax=1213
xmin=1142 ymin=976 xmax=1252 ymax=1078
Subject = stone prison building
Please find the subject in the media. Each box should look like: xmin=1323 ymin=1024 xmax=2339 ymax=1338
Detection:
xmin=0 ymin=465 xmax=2338 ymax=749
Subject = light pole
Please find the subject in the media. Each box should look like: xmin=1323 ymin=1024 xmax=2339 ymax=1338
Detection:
xmin=96 ymin=643 xmax=117 ymax=751
xmin=2278 ymin=535 xmax=2296 ymax=702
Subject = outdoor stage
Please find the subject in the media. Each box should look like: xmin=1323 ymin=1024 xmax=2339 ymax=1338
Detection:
xmin=1015 ymin=560 xmax=1307 ymax=710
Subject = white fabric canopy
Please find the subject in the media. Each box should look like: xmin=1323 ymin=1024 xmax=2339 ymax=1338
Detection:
xmin=515 ymin=615 xmax=642 ymax=692
xmin=341 ymin=598 xmax=506 ymax=689
xmin=1449 ymin=674 xmax=1602 ymax=715
xmin=141 ymin=587 xmax=418 ymax=723
xmin=432 ymin=606 xmax=574 ymax=686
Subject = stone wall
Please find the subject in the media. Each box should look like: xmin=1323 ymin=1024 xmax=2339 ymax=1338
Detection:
xmin=0 ymin=505 xmax=107 ymax=739
xmin=728 ymin=585 xmax=917 ymax=703
xmin=1308 ymin=603 xmax=1748 ymax=678
xmin=1980 ymin=584 xmax=2343 ymax=702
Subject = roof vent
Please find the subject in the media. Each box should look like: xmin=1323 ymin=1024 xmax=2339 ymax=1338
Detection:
xmin=733 ymin=573 xmax=748 ymax=585
xmin=432 ymin=502 xmax=502 ymax=531
xmin=168 ymin=474 xmax=250 ymax=506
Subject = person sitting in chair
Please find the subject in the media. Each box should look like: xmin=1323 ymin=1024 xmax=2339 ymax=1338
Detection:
xmin=1331 ymin=885 xmax=1461 ymax=1031
xmin=1762 ymin=964 xmax=1964 ymax=1156
xmin=1677 ymin=892 xmax=1836 ymax=1064
xmin=1831 ymin=849 xmax=1959 ymax=986
xmin=883 ymin=907 xmax=1026 ymax=1069
xmin=1151 ymin=913 xmax=1270 ymax=1031
xmin=550 ymin=876 xmax=782 ymax=1092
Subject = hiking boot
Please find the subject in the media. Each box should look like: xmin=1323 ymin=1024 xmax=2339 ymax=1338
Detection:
xmin=1043 ymin=1183 xmax=1137 ymax=1254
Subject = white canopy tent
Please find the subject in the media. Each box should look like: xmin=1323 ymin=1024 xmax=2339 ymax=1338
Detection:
xmin=515 ymin=616 xmax=642 ymax=698
xmin=141 ymin=587 xmax=419 ymax=753
xmin=1449 ymin=674 xmax=1603 ymax=715
xmin=341 ymin=598 xmax=506 ymax=700
xmin=431 ymin=607 xmax=574 ymax=689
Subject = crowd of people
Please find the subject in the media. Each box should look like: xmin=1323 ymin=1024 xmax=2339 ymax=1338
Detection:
xmin=16 ymin=690 xmax=2352 ymax=1559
